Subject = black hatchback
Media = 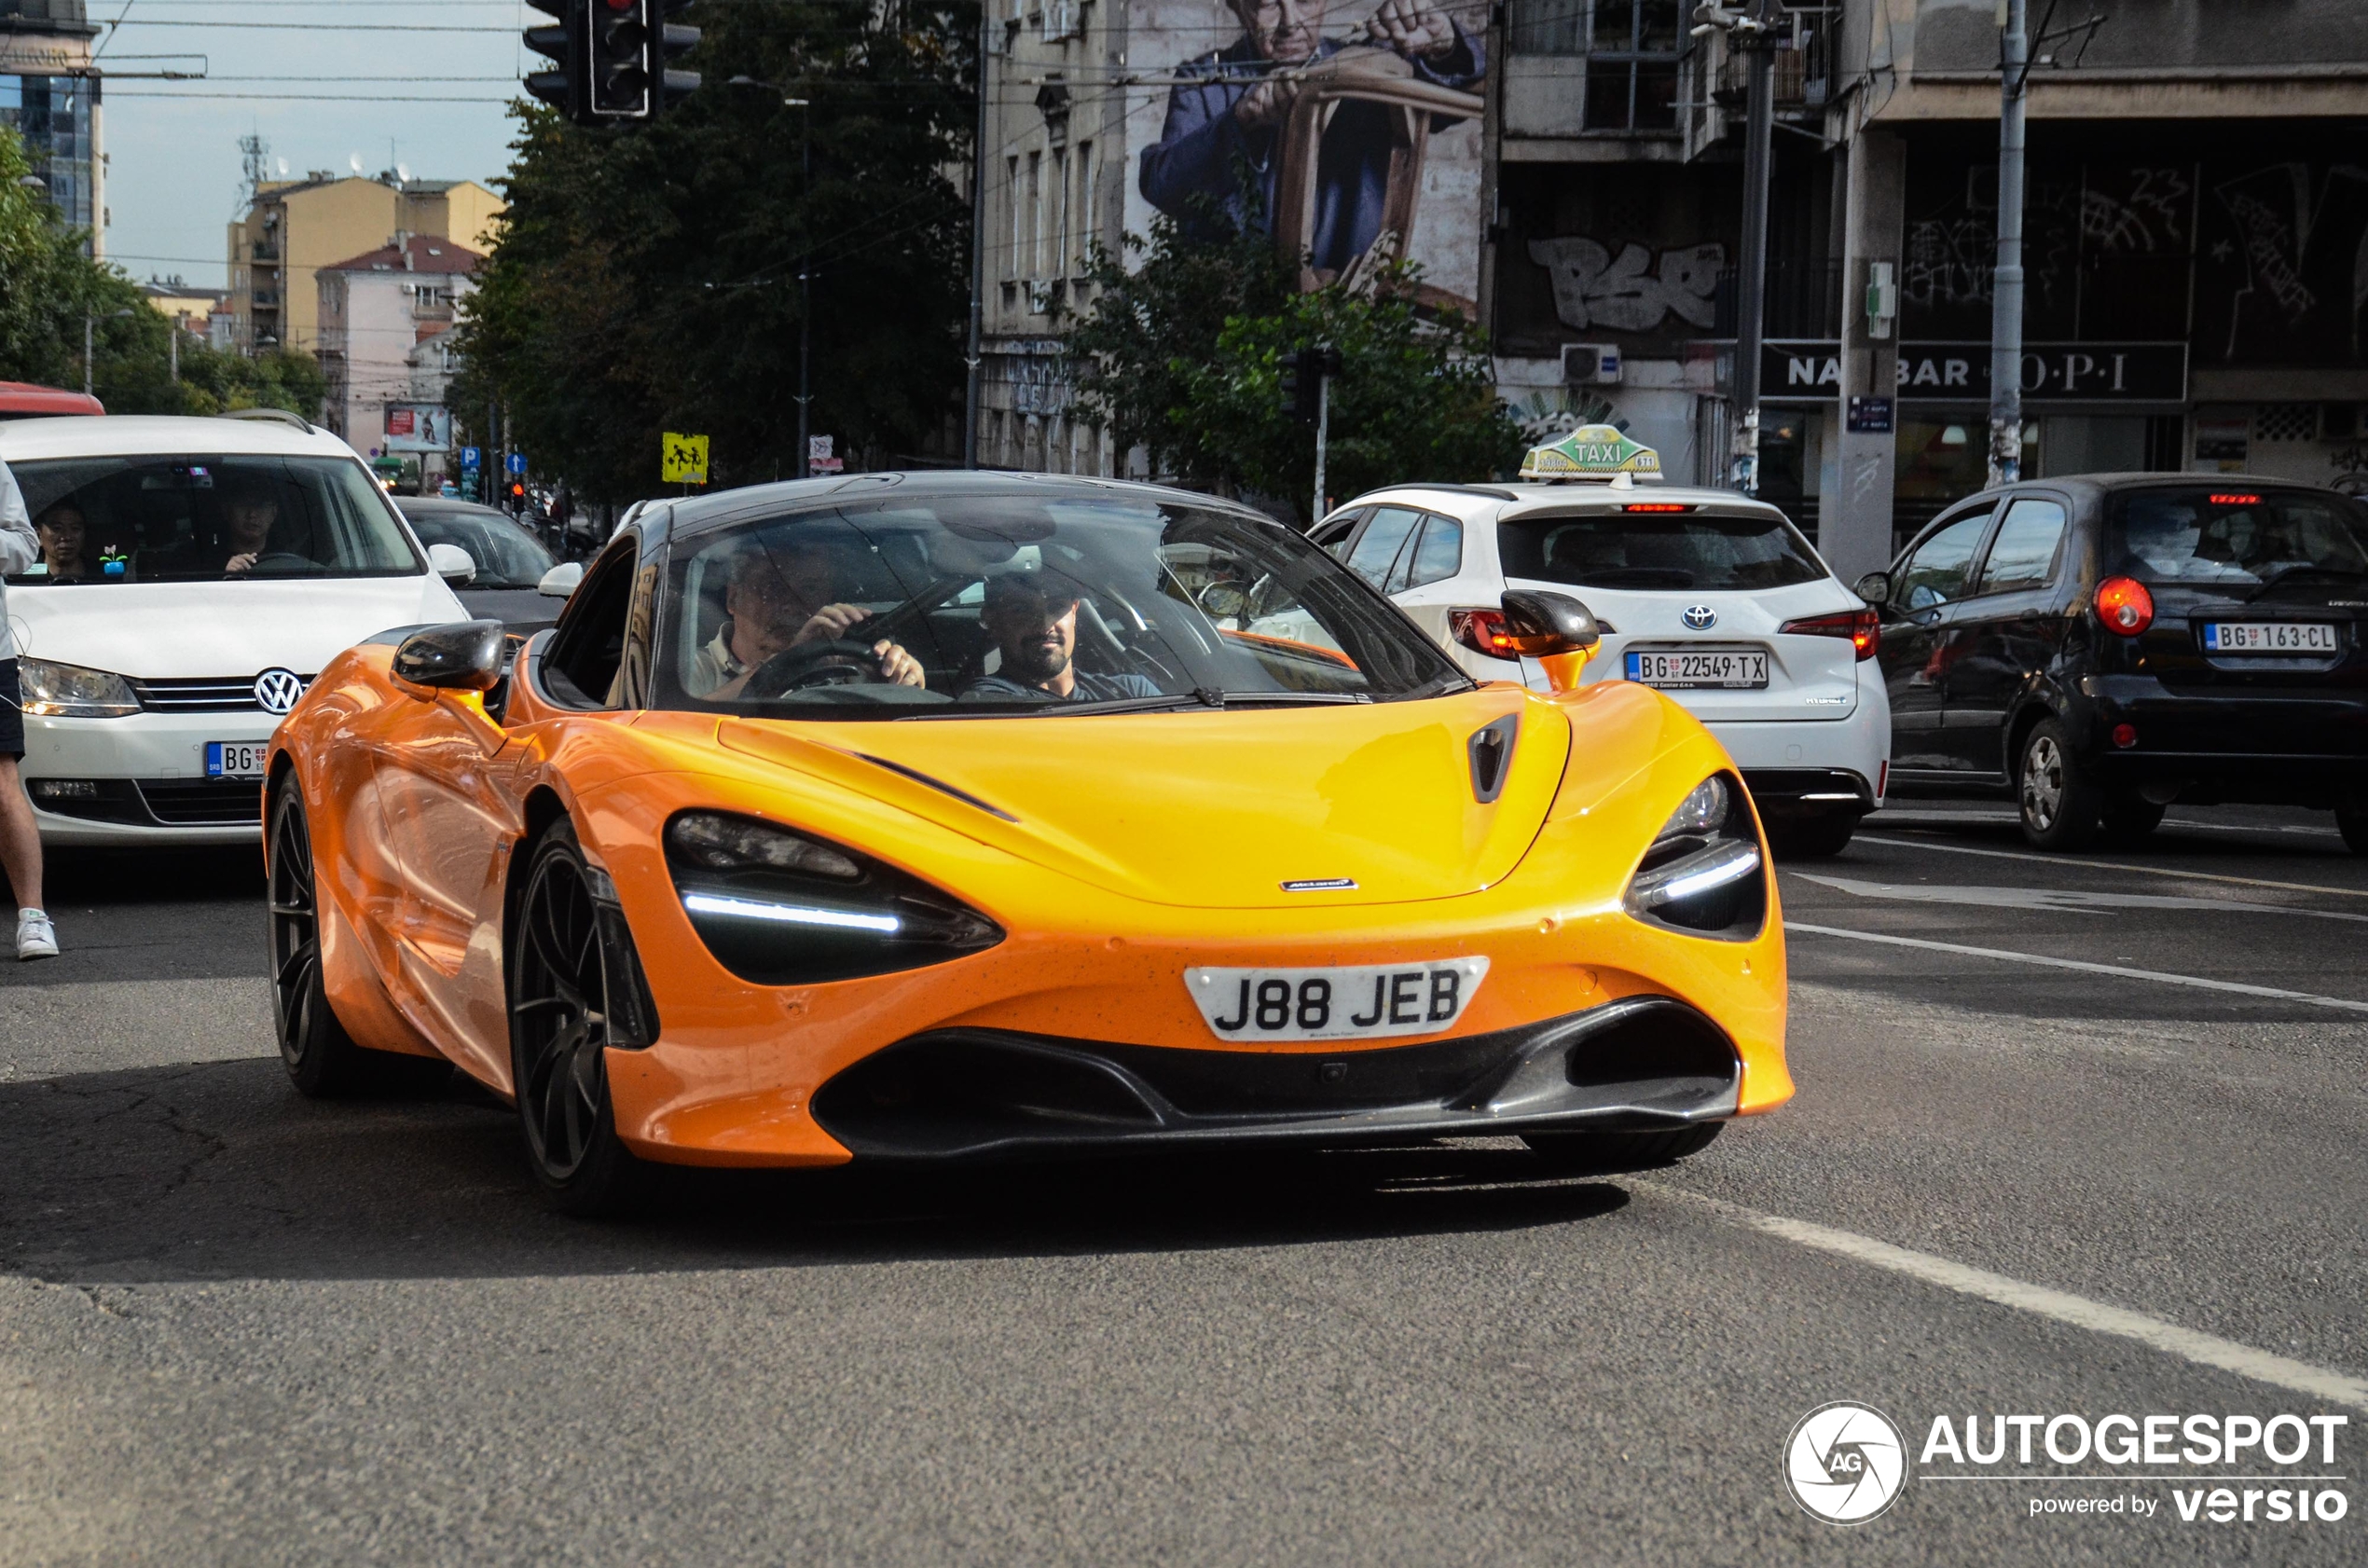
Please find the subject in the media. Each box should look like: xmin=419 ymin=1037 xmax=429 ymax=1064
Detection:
xmin=1864 ymin=475 xmax=2368 ymax=851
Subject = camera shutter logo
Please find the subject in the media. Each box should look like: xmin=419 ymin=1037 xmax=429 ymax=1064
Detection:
xmin=1784 ymin=1401 xmax=1907 ymax=1524
xmin=1683 ymin=603 xmax=1717 ymax=630
xmin=254 ymin=668 xmax=305 ymax=716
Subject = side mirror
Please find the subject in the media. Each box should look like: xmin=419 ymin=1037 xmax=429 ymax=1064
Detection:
xmin=1498 ymin=589 xmax=1603 ymax=695
xmin=428 ymin=542 xmax=476 ymax=585
xmin=1853 ymin=571 xmax=1893 ymax=607
xmin=392 ymin=618 xmax=506 ymax=692
xmin=537 ymin=561 xmax=585 ymax=598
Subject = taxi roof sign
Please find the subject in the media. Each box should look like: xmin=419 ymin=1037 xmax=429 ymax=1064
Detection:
xmin=1519 ymin=424 xmax=1663 ymax=482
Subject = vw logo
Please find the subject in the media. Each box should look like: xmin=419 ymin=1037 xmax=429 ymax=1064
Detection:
xmin=253 ymin=668 xmax=305 ymax=716
xmin=1682 ymin=603 xmax=1718 ymax=630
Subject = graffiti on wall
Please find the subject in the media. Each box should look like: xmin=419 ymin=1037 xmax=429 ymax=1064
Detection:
xmin=2207 ymin=163 xmax=2368 ymax=357
xmin=1524 ymin=238 xmax=1726 ymax=335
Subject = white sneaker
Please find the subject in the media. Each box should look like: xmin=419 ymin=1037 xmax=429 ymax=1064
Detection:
xmin=15 ymin=909 xmax=57 ymax=960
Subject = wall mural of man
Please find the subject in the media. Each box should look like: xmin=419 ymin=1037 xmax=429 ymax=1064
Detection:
xmin=1138 ymin=0 xmax=1484 ymax=279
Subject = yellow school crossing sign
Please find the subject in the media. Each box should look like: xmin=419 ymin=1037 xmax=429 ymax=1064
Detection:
xmin=662 ymin=432 xmax=709 ymax=485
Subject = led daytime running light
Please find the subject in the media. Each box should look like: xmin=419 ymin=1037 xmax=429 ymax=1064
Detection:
xmin=681 ymin=891 xmax=902 ymax=934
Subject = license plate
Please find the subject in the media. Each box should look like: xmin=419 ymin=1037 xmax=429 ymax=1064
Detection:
xmin=1185 ymin=957 xmax=1491 ymax=1042
xmin=2201 ymin=621 xmax=2339 ymax=653
xmin=1625 ymin=649 xmax=1770 ymax=689
xmin=205 ymin=741 xmax=268 ymax=779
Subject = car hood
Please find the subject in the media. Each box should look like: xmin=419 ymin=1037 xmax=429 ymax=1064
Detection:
xmin=709 ymin=687 xmax=1578 ymax=910
xmin=6 ymin=574 xmax=468 ymax=678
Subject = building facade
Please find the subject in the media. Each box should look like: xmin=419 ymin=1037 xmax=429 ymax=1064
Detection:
xmin=226 ymin=174 xmax=502 ymax=358
xmin=0 ymin=0 xmax=102 ymax=248
xmin=315 ymin=235 xmax=481 ymax=473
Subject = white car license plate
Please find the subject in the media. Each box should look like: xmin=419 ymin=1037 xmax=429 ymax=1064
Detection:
xmin=2201 ymin=621 xmax=2338 ymax=653
xmin=1626 ymin=649 xmax=1770 ymax=689
xmin=205 ymin=741 xmax=268 ymax=779
xmin=1185 ymin=957 xmax=1491 ymax=1042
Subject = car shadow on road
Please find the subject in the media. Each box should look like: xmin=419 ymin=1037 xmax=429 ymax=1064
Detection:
xmin=0 ymin=1057 xmax=1633 ymax=1286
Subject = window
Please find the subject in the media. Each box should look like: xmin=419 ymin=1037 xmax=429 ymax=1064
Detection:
xmin=1499 ymin=509 xmax=1824 ymax=592
xmin=1026 ymin=151 xmax=1043 ymax=278
xmin=1895 ymin=511 xmax=1992 ymax=611
xmin=1390 ymin=515 xmax=1465 ymax=593
xmin=1344 ymin=506 xmax=1424 ymax=588
xmin=1003 ymin=156 xmax=1020 ymax=281
xmin=1310 ymin=509 xmax=1365 ymax=560
xmin=1074 ymin=141 xmax=1096 ymax=274
xmin=1050 ymin=147 xmax=1068 ymax=283
xmin=2109 ymin=488 xmax=2368 ymax=589
xmin=542 ymin=539 xmax=639 ymax=708
xmin=1579 ymin=1 xmax=1681 ymax=131
xmin=1976 ymin=498 xmax=2067 ymax=595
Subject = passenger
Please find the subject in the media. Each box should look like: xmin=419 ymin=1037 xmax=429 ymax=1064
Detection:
xmin=34 ymin=501 xmax=89 ymax=583
xmin=687 ymin=538 xmax=924 ymax=699
xmin=959 ymin=571 xmax=1162 ymax=702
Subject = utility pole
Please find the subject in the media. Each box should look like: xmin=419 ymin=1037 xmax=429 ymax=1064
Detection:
xmin=797 ymin=99 xmax=813 ymax=480
xmin=1312 ymin=371 xmax=1329 ymax=526
xmin=964 ymin=7 xmax=987 ymax=469
xmin=169 ymin=323 xmax=179 ymax=383
xmin=1692 ymin=4 xmax=1777 ymax=495
xmin=1989 ymin=0 xmax=2030 ymax=487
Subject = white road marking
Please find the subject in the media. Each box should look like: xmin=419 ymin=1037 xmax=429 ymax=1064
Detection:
xmin=1856 ymin=832 xmax=2368 ymax=901
xmin=1786 ymin=921 xmax=2368 ymax=1013
xmin=1789 ymin=872 xmax=2368 ymax=924
xmin=1871 ymin=810 xmax=2342 ymax=840
xmin=1634 ymin=1182 xmax=2368 ymax=1411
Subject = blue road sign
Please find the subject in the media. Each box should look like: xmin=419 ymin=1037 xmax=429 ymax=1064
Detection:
xmin=461 ymin=446 xmax=481 ymax=467
xmin=506 ymin=453 xmax=527 ymax=475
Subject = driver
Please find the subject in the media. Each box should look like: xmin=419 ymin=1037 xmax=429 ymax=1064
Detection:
xmin=958 ymin=571 xmax=1162 ymax=703
xmin=687 ymin=538 xmax=925 ymax=699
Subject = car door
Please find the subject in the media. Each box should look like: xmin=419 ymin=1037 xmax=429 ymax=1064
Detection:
xmin=1937 ymin=492 xmax=2072 ymax=777
xmin=1342 ymin=504 xmax=1425 ymax=591
xmin=376 ymin=533 xmax=650 ymax=1085
xmin=1382 ymin=510 xmax=1467 ymax=650
xmin=1876 ymin=505 xmax=1995 ymax=772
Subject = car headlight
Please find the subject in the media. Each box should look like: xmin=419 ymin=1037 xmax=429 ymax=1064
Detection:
xmin=664 ymin=810 xmax=1003 ymax=985
xmin=17 ymin=657 xmax=140 ymax=718
xmin=1624 ymin=773 xmax=1766 ymax=938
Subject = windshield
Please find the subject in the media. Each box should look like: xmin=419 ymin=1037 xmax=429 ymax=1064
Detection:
xmin=1498 ymin=510 xmax=1826 ymax=591
xmin=2 ymin=453 xmax=422 ymax=585
xmin=653 ymin=492 xmax=1468 ymax=718
xmin=2109 ymin=488 xmax=2368 ymax=590
xmin=400 ymin=506 xmax=556 ymax=587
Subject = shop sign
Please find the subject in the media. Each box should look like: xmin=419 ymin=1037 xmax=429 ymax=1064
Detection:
xmin=1758 ymin=341 xmax=2187 ymax=403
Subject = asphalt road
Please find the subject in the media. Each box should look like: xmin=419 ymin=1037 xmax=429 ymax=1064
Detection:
xmin=4 ymin=805 xmax=2366 ymax=1564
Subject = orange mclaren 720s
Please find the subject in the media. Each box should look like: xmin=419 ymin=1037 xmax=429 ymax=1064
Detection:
xmin=264 ymin=472 xmax=1790 ymax=1213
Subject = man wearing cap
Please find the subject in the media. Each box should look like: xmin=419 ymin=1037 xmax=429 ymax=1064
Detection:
xmin=959 ymin=573 xmax=1163 ymax=703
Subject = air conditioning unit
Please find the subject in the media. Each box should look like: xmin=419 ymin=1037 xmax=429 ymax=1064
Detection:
xmin=1563 ymin=342 xmax=1623 ymax=386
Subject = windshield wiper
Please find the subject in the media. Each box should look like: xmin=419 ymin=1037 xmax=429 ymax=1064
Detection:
xmin=898 ymin=691 xmax=1222 ymax=720
xmin=1212 ymin=690 xmax=1370 ymax=707
xmin=1395 ymin=672 xmax=1479 ymax=702
xmin=2250 ymin=564 xmax=2368 ymax=597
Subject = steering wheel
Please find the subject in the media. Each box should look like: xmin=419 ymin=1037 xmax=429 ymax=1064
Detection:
xmin=239 ymin=551 xmax=315 ymax=575
xmin=744 ymin=638 xmax=888 ymax=698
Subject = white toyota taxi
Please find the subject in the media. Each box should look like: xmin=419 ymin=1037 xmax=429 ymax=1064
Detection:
xmin=2 ymin=413 xmax=472 ymax=845
xmin=1319 ymin=427 xmax=1891 ymax=856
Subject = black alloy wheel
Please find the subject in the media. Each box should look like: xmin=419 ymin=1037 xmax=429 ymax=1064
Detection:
xmin=2016 ymin=718 xmax=2103 ymax=851
xmin=268 ymin=775 xmax=448 ymax=1097
xmin=509 ymin=818 xmax=642 ymax=1215
xmin=1521 ymin=1122 xmax=1723 ymax=1175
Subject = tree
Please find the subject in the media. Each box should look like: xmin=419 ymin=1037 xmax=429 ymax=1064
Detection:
xmin=1065 ymin=215 xmax=1525 ymax=517
xmin=0 ymin=128 xmax=324 ymax=418
xmin=451 ymin=1 xmax=978 ymax=503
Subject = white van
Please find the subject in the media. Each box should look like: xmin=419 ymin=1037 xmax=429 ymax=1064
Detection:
xmin=3 ymin=413 xmax=472 ymax=845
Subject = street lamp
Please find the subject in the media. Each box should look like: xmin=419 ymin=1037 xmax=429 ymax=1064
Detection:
xmin=729 ymin=76 xmax=818 ymax=480
xmin=1691 ymin=1 xmax=1778 ymax=496
xmin=83 ymin=307 xmax=135 ymax=397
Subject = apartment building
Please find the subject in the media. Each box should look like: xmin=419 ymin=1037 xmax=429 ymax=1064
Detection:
xmin=0 ymin=0 xmax=102 ymax=248
xmin=226 ymin=173 xmax=502 ymax=357
xmin=315 ymin=235 xmax=481 ymax=466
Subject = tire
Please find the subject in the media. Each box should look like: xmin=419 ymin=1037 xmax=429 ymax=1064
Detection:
xmin=2338 ymin=798 xmax=2368 ymax=856
xmin=1766 ymin=815 xmax=1858 ymax=859
xmin=1521 ymin=1121 xmax=1724 ymax=1175
xmin=2100 ymin=791 xmax=2166 ymax=846
xmin=268 ymin=775 xmax=451 ymax=1098
xmin=2016 ymin=718 xmax=2103 ymax=851
xmin=509 ymin=818 xmax=645 ymax=1217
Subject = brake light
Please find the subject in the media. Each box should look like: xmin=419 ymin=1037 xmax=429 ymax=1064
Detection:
xmin=1449 ymin=608 xmax=1521 ymax=660
xmin=1779 ymin=607 xmax=1880 ymax=660
xmin=2209 ymin=493 xmax=2261 ymax=505
xmin=2095 ymin=576 xmax=2154 ymax=635
xmin=1621 ymin=502 xmax=1692 ymax=513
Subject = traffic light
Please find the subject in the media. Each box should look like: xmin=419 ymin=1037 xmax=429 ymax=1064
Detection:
xmin=522 ymin=0 xmax=582 ymax=119
xmin=523 ymin=0 xmax=699 ymax=127
xmin=1279 ymin=356 xmax=1303 ymax=422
